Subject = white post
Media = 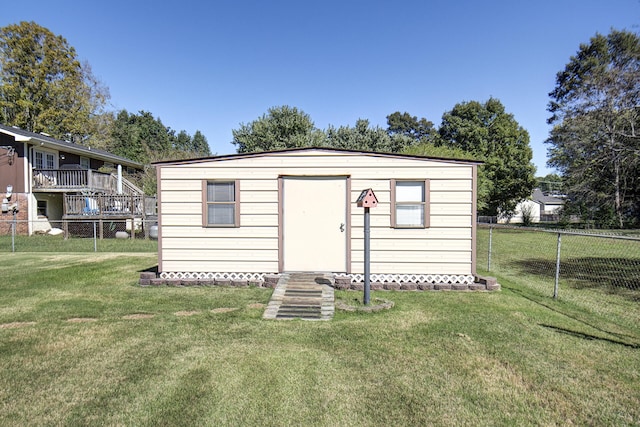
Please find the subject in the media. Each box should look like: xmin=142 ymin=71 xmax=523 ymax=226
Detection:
xmin=117 ymin=164 xmax=123 ymax=194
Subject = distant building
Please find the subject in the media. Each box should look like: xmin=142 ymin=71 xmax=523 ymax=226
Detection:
xmin=0 ymin=124 xmax=151 ymax=236
xmin=498 ymin=188 xmax=565 ymax=224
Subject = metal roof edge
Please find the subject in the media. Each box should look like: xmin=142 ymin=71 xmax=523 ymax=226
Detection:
xmin=152 ymin=146 xmax=483 ymax=167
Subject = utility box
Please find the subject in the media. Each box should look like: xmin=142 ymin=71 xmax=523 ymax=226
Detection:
xmin=356 ymin=188 xmax=378 ymax=208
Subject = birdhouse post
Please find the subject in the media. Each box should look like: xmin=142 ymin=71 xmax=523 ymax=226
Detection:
xmin=356 ymin=189 xmax=378 ymax=305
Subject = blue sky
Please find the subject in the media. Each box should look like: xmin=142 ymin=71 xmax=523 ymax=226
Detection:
xmin=2 ymin=1 xmax=638 ymax=174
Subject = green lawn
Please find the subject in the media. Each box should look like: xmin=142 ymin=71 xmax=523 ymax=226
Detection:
xmin=0 ymin=233 xmax=158 ymax=252
xmin=477 ymin=225 xmax=640 ymax=335
xmin=1 ymin=253 xmax=638 ymax=426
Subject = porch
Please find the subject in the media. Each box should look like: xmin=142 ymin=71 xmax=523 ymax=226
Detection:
xmin=33 ymin=168 xmax=116 ymax=193
xmin=63 ymin=194 xmax=156 ymax=218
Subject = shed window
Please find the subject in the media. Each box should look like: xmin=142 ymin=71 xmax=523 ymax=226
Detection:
xmin=391 ymin=179 xmax=429 ymax=228
xmin=203 ymin=181 xmax=239 ymax=227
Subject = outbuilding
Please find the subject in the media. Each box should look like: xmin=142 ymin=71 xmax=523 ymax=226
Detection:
xmin=154 ymin=148 xmax=481 ymax=286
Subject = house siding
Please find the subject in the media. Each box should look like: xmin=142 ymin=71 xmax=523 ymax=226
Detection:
xmin=157 ymin=150 xmax=477 ymax=280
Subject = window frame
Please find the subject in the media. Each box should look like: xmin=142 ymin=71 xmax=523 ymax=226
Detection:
xmin=202 ymin=180 xmax=240 ymax=228
xmin=33 ymin=148 xmax=57 ymax=170
xmin=37 ymin=200 xmax=48 ymax=217
xmin=390 ymin=179 xmax=430 ymax=229
xmin=79 ymin=156 xmax=90 ymax=169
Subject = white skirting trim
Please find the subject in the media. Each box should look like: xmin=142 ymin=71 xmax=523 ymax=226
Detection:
xmin=159 ymin=272 xmax=267 ymax=281
xmin=159 ymin=272 xmax=475 ymax=285
xmin=347 ymin=274 xmax=475 ymax=285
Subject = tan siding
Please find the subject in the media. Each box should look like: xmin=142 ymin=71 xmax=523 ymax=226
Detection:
xmin=161 ymin=226 xmax=277 ymax=238
xmin=431 ymin=191 xmax=473 ymax=203
xmin=349 ymin=226 xmax=472 ymax=239
xmin=351 ymin=238 xmax=471 ymax=251
xmin=158 ymin=151 xmax=476 ymax=276
xmin=350 ymin=213 xmax=471 ymax=228
xmin=350 ymin=262 xmax=472 ymax=275
xmin=160 ymin=190 xmax=202 ymax=203
xmin=352 ymin=250 xmax=471 ymax=263
xmin=162 ymin=237 xmax=278 ymax=250
xmin=163 ymin=248 xmax=278 ymax=261
xmin=163 ymin=260 xmax=278 ymax=273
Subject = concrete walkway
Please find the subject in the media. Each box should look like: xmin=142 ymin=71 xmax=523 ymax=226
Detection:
xmin=263 ymin=272 xmax=335 ymax=320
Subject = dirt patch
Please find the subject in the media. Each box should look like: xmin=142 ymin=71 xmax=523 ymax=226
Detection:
xmin=0 ymin=321 xmax=37 ymax=329
xmin=335 ymin=298 xmax=394 ymax=313
xmin=247 ymin=303 xmax=266 ymax=309
xmin=122 ymin=314 xmax=155 ymax=320
xmin=66 ymin=318 xmax=98 ymax=323
xmin=174 ymin=311 xmax=200 ymax=316
xmin=210 ymin=307 xmax=239 ymax=314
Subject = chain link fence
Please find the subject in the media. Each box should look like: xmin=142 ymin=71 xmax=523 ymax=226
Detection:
xmin=477 ymin=223 xmax=640 ymax=340
xmin=0 ymin=219 xmax=158 ymax=252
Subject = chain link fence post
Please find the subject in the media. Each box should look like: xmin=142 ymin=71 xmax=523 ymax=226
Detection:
xmin=487 ymin=225 xmax=493 ymax=272
xmin=554 ymin=232 xmax=561 ymax=299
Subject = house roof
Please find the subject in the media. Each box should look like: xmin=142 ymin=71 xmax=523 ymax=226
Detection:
xmin=0 ymin=124 xmax=143 ymax=169
xmin=532 ymin=188 xmax=564 ymax=205
xmin=152 ymin=146 xmax=483 ymax=166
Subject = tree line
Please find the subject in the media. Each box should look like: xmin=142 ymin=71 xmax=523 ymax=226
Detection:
xmin=0 ymin=21 xmax=211 ymax=194
xmin=1 ymin=21 xmax=637 ymax=226
xmin=231 ymin=102 xmax=535 ymax=217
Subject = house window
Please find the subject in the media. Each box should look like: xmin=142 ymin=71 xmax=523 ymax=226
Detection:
xmin=203 ymin=180 xmax=239 ymax=227
xmin=37 ymin=200 xmax=47 ymax=217
xmin=80 ymin=156 xmax=90 ymax=169
xmin=34 ymin=150 xmax=56 ymax=170
xmin=391 ymin=179 xmax=430 ymax=228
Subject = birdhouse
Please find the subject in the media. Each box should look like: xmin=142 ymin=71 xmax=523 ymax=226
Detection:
xmin=356 ymin=188 xmax=378 ymax=208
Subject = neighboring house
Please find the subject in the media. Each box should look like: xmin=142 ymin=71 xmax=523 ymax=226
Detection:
xmin=154 ymin=147 xmax=481 ymax=285
xmin=497 ymin=188 xmax=566 ymax=224
xmin=532 ymin=188 xmax=565 ymax=217
xmin=0 ymin=124 xmax=150 ymax=236
xmin=498 ymin=199 xmax=542 ymax=224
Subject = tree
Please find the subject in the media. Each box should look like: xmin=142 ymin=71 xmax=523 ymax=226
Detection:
xmin=438 ymin=98 xmax=536 ymax=216
xmin=0 ymin=21 xmax=109 ymax=142
xmin=386 ymin=111 xmax=436 ymax=143
xmin=191 ymin=130 xmax=211 ymax=156
xmin=535 ymin=173 xmax=564 ymax=195
xmin=231 ymin=105 xmax=325 ymax=153
xmin=109 ymin=110 xmax=174 ymax=164
xmin=547 ymin=29 xmax=640 ymax=228
xmin=326 ymin=118 xmax=407 ymax=152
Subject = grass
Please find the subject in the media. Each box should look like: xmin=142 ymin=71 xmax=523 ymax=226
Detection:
xmin=0 ymin=233 xmax=158 ymax=252
xmin=477 ymin=225 xmax=640 ymax=336
xmin=1 ymin=253 xmax=639 ymax=426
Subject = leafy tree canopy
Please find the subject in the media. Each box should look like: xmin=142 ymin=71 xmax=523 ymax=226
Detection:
xmin=547 ymin=29 xmax=640 ymax=227
xmin=386 ymin=111 xmax=436 ymax=143
xmin=231 ymin=105 xmax=325 ymax=153
xmin=108 ymin=110 xmax=211 ymax=194
xmin=326 ymin=118 xmax=412 ymax=152
xmin=0 ymin=21 xmax=109 ymax=142
xmin=232 ymin=106 xmax=418 ymax=154
xmin=438 ymin=97 xmax=536 ymax=216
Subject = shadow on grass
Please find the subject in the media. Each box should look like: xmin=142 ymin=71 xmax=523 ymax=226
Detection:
xmin=510 ymin=257 xmax=640 ymax=301
xmin=540 ymin=324 xmax=639 ymax=349
xmin=139 ymin=265 xmax=158 ymax=273
xmin=506 ymin=285 xmax=640 ymax=348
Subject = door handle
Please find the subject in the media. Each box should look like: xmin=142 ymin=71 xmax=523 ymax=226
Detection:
xmin=340 ymin=223 xmax=345 ymax=232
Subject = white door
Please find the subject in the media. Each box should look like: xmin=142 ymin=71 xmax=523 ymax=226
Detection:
xmin=283 ymin=177 xmax=347 ymax=272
